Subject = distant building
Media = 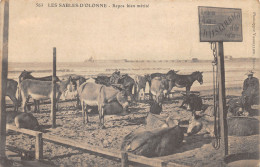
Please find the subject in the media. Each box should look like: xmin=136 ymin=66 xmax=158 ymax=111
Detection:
xmin=192 ymin=58 xmax=199 ymax=62
xmin=224 ymin=55 xmax=233 ymax=60
xmin=84 ymin=56 xmax=94 ymax=62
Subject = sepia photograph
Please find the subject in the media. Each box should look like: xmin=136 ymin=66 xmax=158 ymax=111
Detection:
xmin=0 ymin=0 xmax=259 ymax=166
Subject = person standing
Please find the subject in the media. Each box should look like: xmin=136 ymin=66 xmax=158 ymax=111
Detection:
xmin=242 ymin=70 xmax=259 ymax=111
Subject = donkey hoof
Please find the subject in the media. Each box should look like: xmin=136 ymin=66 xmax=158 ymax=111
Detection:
xmin=100 ymin=125 xmax=106 ymax=129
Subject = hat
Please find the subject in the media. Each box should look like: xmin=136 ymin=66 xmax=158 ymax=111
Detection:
xmin=245 ymin=70 xmax=254 ymax=76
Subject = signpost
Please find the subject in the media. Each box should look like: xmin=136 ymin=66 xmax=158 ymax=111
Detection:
xmin=198 ymin=6 xmax=243 ymax=157
xmin=199 ymin=7 xmax=242 ymax=42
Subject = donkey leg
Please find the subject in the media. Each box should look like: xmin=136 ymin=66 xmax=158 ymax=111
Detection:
xmin=22 ymin=101 xmax=26 ymax=112
xmin=9 ymin=95 xmax=18 ymax=112
xmin=192 ymin=110 xmax=195 ymax=116
xmin=180 ymin=100 xmax=185 ymax=108
xmin=76 ymin=95 xmax=81 ymax=109
xmin=37 ymin=100 xmax=40 ymax=113
xmin=102 ymin=107 xmax=105 ymax=126
xmin=100 ymin=107 xmax=105 ymax=129
xmin=136 ymin=85 xmax=140 ymax=101
xmin=150 ymin=92 xmax=153 ymax=100
xmin=97 ymin=104 xmax=105 ymax=129
xmin=186 ymin=86 xmax=191 ymax=96
xmin=98 ymin=106 xmax=102 ymax=127
xmin=86 ymin=105 xmax=89 ymax=123
xmin=25 ymin=97 xmax=32 ymax=111
xmin=56 ymin=92 xmax=62 ymax=111
xmin=141 ymin=88 xmax=145 ymax=101
xmin=33 ymin=100 xmax=38 ymax=113
xmin=17 ymin=87 xmax=21 ymax=107
xmin=81 ymin=101 xmax=85 ymax=124
xmin=22 ymin=98 xmax=28 ymax=113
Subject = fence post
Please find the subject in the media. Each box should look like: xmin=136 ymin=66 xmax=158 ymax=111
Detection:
xmin=35 ymin=132 xmax=43 ymax=160
xmin=51 ymin=47 xmax=57 ymax=128
xmin=121 ymin=152 xmax=129 ymax=167
xmin=0 ymin=0 xmax=9 ymax=162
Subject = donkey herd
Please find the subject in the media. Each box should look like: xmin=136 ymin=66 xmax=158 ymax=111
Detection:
xmin=5 ymin=69 xmax=259 ymax=158
xmin=7 ymin=69 xmax=204 ymax=127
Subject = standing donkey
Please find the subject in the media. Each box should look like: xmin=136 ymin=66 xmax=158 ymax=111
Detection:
xmin=20 ymin=77 xmax=75 ymax=112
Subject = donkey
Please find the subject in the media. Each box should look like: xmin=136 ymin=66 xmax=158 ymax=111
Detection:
xmin=18 ymin=70 xmax=61 ymax=112
xmin=167 ymin=71 xmax=203 ymax=95
xmin=20 ymin=77 xmax=75 ymax=112
xmin=77 ymin=82 xmax=129 ymax=128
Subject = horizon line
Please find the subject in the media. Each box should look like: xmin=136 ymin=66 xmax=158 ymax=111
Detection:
xmin=7 ymin=57 xmax=258 ymax=63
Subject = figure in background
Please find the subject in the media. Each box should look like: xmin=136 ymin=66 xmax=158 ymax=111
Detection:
xmin=110 ymin=69 xmax=121 ymax=84
xmin=242 ymin=70 xmax=259 ymax=111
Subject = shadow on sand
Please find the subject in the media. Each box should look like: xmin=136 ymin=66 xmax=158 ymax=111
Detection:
xmin=224 ymin=152 xmax=259 ymax=164
xmin=249 ymin=108 xmax=259 ymax=116
xmin=174 ymin=134 xmax=212 ymax=154
xmin=39 ymin=124 xmax=62 ymax=133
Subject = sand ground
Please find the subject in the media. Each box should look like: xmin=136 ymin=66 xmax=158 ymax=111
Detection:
xmin=5 ymin=84 xmax=259 ymax=167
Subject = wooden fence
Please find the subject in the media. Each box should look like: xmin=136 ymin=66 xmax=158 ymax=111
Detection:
xmin=7 ymin=125 xmax=188 ymax=167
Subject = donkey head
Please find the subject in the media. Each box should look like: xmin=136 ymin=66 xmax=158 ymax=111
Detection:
xmin=67 ymin=76 xmax=77 ymax=92
xmin=194 ymin=71 xmax=203 ymax=85
xmin=112 ymin=85 xmax=129 ymax=111
xmin=19 ymin=70 xmax=33 ymax=83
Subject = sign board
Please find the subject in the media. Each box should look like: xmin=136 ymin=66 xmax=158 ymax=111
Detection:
xmin=198 ymin=6 xmax=243 ymax=42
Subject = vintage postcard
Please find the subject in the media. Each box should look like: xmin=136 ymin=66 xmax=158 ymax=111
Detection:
xmin=0 ymin=0 xmax=259 ymax=166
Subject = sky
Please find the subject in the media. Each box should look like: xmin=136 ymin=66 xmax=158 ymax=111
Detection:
xmin=4 ymin=0 xmax=260 ymax=62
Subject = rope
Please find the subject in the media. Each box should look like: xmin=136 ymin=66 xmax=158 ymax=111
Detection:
xmin=211 ymin=42 xmax=221 ymax=150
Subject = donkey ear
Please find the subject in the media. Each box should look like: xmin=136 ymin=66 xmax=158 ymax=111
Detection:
xmin=24 ymin=70 xmax=32 ymax=74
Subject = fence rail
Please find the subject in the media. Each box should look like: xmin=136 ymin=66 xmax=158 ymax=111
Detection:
xmin=6 ymin=98 xmax=77 ymax=109
xmin=7 ymin=125 xmax=188 ymax=167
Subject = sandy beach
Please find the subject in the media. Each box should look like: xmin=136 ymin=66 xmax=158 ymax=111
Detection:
xmin=5 ymin=74 xmax=259 ymax=167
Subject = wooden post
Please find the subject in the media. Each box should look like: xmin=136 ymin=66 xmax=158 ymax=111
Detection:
xmin=51 ymin=47 xmax=57 ymax=128
xmin=121 ymin=152 xmax=129 ymax=167
xmin=0 ymin=0 xmax=9 ymax=162
xmin=160 ymin=161 xmax=167 ymax=167
xmin=216 ymin=42 xmax=228 ymax=156
xmin=35 ymin=132 xmax=43 ymax=160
